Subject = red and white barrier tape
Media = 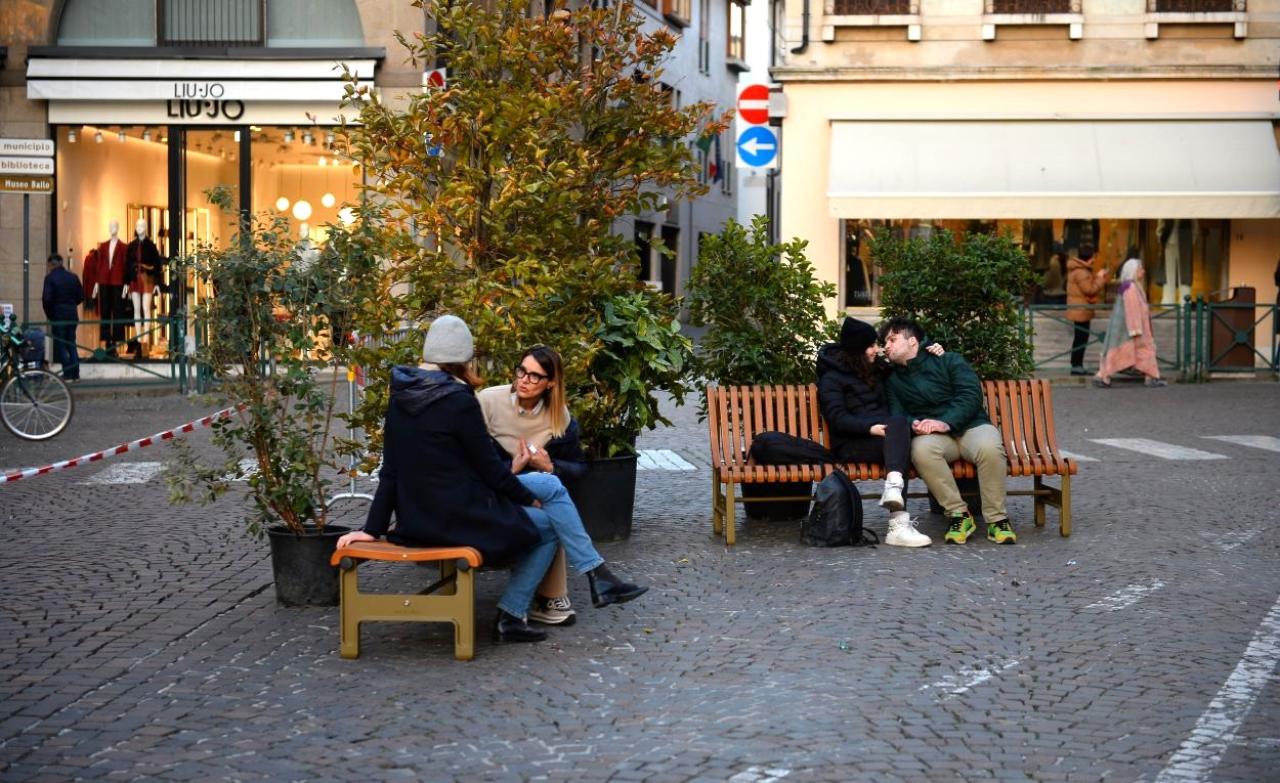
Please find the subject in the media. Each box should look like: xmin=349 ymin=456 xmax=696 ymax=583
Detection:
xmin=1 ymin=404 xmax=243 ymax=485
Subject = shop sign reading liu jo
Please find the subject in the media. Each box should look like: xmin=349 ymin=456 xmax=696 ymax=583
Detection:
xmin=169 ymin=82 xmax=245 ymax=121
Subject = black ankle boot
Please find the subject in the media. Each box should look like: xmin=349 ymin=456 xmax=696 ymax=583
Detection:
xmin=587 ymin=564 xmax=648 ymax=608
xmin=493 ymin=610 xmax=547 ymax=643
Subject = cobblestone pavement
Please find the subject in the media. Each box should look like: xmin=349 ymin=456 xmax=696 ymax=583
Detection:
xmin=1 ymin=382 xmax=1278 ymax=782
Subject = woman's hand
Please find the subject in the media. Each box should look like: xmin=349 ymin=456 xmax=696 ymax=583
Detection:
xmin=511 ymin=440 xmax=532 ymax=474
xmin=926 ymin=343 xmax=945 ymax=356
xmin=527 ymin=441 xmax=553 ymax=473
xmin=869 ymin=424 xmax=887 ymax=437
xmin=336 ymin=530 xmax=375 ymax=549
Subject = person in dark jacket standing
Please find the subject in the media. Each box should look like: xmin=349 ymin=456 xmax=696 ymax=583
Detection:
xmin=817 ymin=317 xmax=932 ymax=547
xmin=882 ymin=317 xmax=1014 ymax=546
xmin=336 ymin=316 xmax=646 ymax=644
xmin=41 ymin=254 xmax=84 ymax=381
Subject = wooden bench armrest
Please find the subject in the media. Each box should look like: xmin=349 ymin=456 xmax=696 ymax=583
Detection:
xmin=330 ymin=541 xmax=484 ymax=568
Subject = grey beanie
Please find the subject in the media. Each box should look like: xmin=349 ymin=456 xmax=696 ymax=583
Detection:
xmin=421 ymin=315 xmax=474 ymax=364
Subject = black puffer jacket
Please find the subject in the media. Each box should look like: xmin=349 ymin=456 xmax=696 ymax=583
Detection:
xmin=363 ymin=366 xmax=539 ymax=565
xmin=816 ymin=343 xmax=892 ymax=454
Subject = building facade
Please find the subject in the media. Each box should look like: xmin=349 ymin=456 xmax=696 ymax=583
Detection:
xmin=0 ymin=0 xmax=742 ymax=357
xmin=769 ymin=0 xmax=1280 ymax=341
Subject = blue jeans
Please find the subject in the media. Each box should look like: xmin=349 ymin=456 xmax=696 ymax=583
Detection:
xmin=51 ymin=322 xmax=79 ymax=379
xmin=496 ymin=472 xmax=604 ymax=619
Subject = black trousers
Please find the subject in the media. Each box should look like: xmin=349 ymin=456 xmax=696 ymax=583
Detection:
xmin=1070 ymin=320 xmax=1091 ymax=369
xmin=834 ymin=415 xmax=911 ymax=482
xmin=98 ymin=285 xmax=127 ymax=347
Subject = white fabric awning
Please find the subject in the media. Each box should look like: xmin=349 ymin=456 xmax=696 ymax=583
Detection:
xmin=827 ymin=119 xmax=1280 ymax=219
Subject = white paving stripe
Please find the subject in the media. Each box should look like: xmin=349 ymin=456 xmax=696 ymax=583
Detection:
xmin=1085 ymin=580 xmax=1165 ymax=612
xmin=637 ymin=449 xmax=696 ymax=471
xmin=1089 ymin=438 xmax=1228 ymax=461
xmin=1154 ymin=593 xmax=1280 ymax=783
xmin=1202 ymin=435 xmax=1280 ymax=454
xmin=919 ymin=658 xmax=1020 ymax=700
xmin=728 ymin=767 xmax=791 ymax=783
xmin=1058 ymin=448 xmax=1098 ymax=463
xmin=81 ymin=462 xmax=165 ymax=485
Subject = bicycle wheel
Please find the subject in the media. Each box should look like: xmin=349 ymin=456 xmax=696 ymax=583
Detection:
xmin=0 ymin=368 xmax=74 ymax=440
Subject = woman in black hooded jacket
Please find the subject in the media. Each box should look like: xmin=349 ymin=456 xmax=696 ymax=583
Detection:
xmin=815 ymin=317 xmax=934 ymax=547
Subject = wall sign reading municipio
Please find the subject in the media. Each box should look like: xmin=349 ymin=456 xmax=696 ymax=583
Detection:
xmin=0 ymin=176 xmax=54 ymax=195
xmin=0 ymin=139 xmax=55 ymax=157
xmin=0 ymin=157 xmax=55 ymax=175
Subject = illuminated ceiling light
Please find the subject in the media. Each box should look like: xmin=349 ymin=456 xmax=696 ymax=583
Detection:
xmin=283 ymin=129 xmax=295 ymax=143
xmin=338 ymin=207 xmax=356 ymax=226
xmin=318 ymin=156 xmax=327 ymax=166
xmin=118 ymin=130 xmax=127 ymax=142
xmin=275 ymin=196 xmax=290 ymax=212
xmin=233 ymin=130 xmax=241 ymax=142
xmin=161 ymin=135 xmax=168 ymax=143
xmin=67 ymin=129 xmax=77 ymax=143
xmin=94 ymin=131 xmax=103 ymax=143
xmin=142 ymin=128 xmax=152 ymax=142
xmin=321 ymin=192 xmax=336 ymax=208
xmin=292 ymin=200 xmax=312 ymax=221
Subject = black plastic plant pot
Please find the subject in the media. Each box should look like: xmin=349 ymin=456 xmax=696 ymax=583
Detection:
xmin=266 ymin=524 xmax=349 ymax=607
xmin=567 ymin=454 xmax=638 ymax=543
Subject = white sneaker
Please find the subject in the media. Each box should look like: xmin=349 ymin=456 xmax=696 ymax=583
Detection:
xmin=529 ymin=595 xmax=577 ymax=626
xmin=886 ymin=516 xmax=931 ymax=547
xmin=878 ymin=483 xmax=905 ymax=512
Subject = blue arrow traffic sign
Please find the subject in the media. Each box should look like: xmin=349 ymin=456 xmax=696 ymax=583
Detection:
xmin=735 ymin=125 xmax=778 ymax=169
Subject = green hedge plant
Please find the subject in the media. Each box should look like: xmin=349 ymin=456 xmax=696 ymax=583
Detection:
xmin=870 ymin=227 xmax=1035 ymax=379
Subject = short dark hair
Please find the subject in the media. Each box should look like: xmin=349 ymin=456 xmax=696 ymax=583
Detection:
xmin=879 ymin=316 xmax=924 ymax=343
xmin=47 ymin=253 xmax=64 ymax=266
xmin=1079 ymin=245 xmax=1095 ymax=261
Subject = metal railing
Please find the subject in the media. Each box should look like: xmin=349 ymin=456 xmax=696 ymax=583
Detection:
xmin=1022 ymin=299 xmax=1278 ymax=381
xmin=989 ymin=0 xmax=1075 ymax=12
xmin=21 ymin=316 xmax=190 ymax=390
xmin=832 ymin=0 xmax=912 ymax=14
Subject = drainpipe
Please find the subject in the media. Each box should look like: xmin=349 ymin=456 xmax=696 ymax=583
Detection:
xmin=791 ymin=0 xmax=810 ymax=54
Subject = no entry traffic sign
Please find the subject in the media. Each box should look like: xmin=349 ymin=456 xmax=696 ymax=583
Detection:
xmin=737 ymin=84 xmax=770 ymax=126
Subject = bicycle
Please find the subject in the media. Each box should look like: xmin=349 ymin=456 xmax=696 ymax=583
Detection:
xmin=1 ymin=314 xmax=74 ymax=440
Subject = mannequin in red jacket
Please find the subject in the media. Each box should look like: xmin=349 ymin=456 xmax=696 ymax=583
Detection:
xmin=91 ymin=220 xmax=129 ymax=350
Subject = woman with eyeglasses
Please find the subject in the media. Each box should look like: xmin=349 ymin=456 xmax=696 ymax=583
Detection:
xmin=477 ymin=345 xmax=591 ymax=627
xmin=337 ymin=318 xmax=647 ymax=645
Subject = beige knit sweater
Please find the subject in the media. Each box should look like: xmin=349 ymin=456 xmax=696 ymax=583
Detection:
xmin=476 ymin=384 xmax=560 ymax=457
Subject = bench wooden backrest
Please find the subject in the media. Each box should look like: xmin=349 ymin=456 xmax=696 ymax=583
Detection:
xmin=707 ymin=384 xmax=827 ymax=469
xmin=708 ymin=379 xmax=1070 ymax=475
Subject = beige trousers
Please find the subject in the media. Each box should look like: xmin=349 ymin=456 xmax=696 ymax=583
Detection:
xmin=911 ymin=424 xmax=1008 ymax=523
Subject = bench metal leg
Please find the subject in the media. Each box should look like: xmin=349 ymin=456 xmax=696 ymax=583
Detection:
xmin=1059 ymin=473 xmax=1072 ymax=538
xmin=1033 ymin=475 xmax=1048 ymax=528
xmin=711 ymin=471 xmax=724 ymax=537
xmin=338 ymin=564 xmax=362 ymax=660
xmin=724 ymin=482 xmax=737 ymax=546
xmin=453 ymin=568 xmax=476 ymax=661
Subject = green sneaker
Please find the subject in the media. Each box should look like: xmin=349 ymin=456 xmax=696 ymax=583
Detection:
xmin=987 ymin=519 xmax=1017 ymax=545
xmin=944 ymin=513 xmax=977 ymax=544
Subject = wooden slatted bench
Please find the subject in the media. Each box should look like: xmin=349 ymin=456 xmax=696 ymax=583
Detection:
xmin=706 ymin=380 xmax=1077 ymax=545
xmin=330 ymin=541 xmax=484 ymax=661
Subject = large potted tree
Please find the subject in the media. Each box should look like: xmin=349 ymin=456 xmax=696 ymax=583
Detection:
xmin=685 ymin=216 xmax=841 ymax=520
xmin=338 ymin=0 xmax=724 ymax=539
xmin=164 ymin=188 xmax=384 ymax=606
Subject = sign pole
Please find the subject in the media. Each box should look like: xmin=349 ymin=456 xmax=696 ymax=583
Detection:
xmin=22 ymin=193 xmax=30 ymax=325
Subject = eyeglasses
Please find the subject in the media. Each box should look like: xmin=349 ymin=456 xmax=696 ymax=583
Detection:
xmin=515 ymin=366 xmax=550 ymax=383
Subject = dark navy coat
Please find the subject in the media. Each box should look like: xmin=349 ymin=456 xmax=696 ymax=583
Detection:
xmin=363 ymin=366 xmax=540 ymax=565
xmin=42 ymin=266 xmax=84 ymax=322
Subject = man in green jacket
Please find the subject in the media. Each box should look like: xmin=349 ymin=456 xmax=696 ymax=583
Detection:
xmin=881 ymin=317 xmax=1015 ymax=545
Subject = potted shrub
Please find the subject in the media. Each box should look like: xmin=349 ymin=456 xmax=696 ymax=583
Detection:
xmin=164 ymin=187 xmax=383 ymax=606
xmin=685 ymin=216 xmax=840 ymax=520
xmin=337 ymin=0 xmax=725 ymax=539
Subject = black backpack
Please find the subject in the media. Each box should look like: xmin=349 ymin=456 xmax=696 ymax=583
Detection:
xmin=801 ymin=470 xmax=877 ymax=548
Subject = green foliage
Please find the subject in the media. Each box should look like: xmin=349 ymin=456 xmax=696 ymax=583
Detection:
xmin=575 ymin=291 xmax=693 ymax=456
xmin=686 ymin=216 xmax=840 ymax=408
xmin=340 ymin=0 xmax=726 ymax=457
xmin=871 ymin=227 xmax=1035 ymax=379
xmin=164 ymin=186 xmax=386 ymax=537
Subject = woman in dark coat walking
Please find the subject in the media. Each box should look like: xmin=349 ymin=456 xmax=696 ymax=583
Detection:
xmin=337 ymin=316 xmax=646 ymax=643
xmin=816 ymin=317 xmax=935 ymax=547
